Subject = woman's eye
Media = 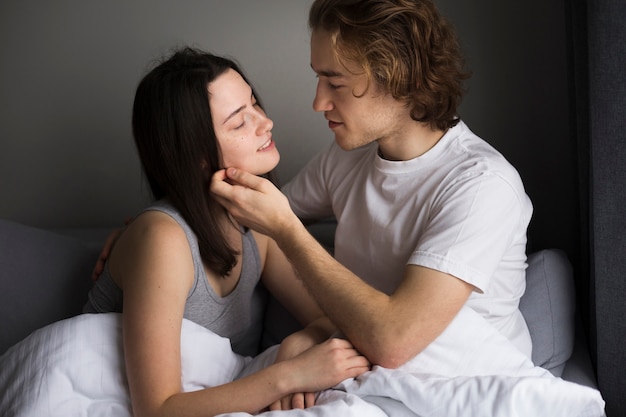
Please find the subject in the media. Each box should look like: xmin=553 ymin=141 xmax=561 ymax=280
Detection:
xmin=234 ymin=121 xmax=245 ymax=130
xmin=328 ymin=82 xmax=340 ymax=90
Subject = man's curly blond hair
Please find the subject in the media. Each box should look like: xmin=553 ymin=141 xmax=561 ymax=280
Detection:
xmin=309 ymin=0 xmax=471 ymax=131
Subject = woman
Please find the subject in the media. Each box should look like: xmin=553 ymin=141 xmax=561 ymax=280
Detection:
xmin=83 ymin=47 xmax=369 ymax=417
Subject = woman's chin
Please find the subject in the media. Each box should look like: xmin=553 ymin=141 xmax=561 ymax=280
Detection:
xmin=232 ymin=152 xmax=280 ymax=177
xmin=258 ymin=154 xmax=280 ymax=175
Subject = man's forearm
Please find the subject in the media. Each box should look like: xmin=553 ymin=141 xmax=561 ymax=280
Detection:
xmin=273 ymin=221 xmax=402 ymax=366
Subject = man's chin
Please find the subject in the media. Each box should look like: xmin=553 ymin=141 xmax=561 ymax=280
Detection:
xmin=335 ymin=136 xmax=372 ymax=152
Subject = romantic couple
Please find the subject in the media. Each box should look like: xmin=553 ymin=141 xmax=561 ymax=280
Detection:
xmin=85 ymin=1 xmax=534 ymax=416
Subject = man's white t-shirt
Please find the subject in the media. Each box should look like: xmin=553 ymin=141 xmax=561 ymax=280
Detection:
xmin=282 ymin=121 xmax=534 ymax=357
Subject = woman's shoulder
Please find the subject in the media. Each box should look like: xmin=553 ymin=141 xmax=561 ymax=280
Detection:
xmin=127 ymin=210 xmax=186 ymax=242
xmin=112 ymin=210 xmax=190 ymax=269
xmin=108 ymin=209 xmax=195 ymax=293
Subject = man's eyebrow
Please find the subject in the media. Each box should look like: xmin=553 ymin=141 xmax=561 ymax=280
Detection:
xmin=310 ymin=64 xmax=343 ymax=78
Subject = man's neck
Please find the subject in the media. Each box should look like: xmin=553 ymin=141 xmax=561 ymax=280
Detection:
xmin=377 ymin=122 xmax=447 ymax=161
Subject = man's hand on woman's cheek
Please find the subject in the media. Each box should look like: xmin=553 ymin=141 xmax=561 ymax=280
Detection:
xmin=210 ymin=168 xmax=299 ymax=238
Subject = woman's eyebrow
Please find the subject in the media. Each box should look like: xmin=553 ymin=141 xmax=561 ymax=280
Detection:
xmin=222 ymin=93 xmax=254 ymax=125
xmin=223 ymin=105 xmax=245 ymax=125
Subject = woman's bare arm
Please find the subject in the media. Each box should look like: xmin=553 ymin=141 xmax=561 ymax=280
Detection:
xmin=110 ymin=211 xmax=368 ymax=417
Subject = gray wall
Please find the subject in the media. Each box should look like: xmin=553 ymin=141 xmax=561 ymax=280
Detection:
xmin=0 ymin=0 xmax=577 ymax=265
xmin=0 ymin=0 xmax=324 ymax=228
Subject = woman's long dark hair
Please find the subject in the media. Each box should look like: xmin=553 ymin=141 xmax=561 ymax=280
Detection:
xmin=132 ymin=47 xmax=268 ymax=276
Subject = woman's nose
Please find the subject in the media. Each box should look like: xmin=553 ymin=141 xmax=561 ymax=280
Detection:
xmin=257 ymin=112 xmax=273 ymax=133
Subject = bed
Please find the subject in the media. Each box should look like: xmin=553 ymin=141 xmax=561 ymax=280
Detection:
xmin=0 ymin=218 xmax=606 ymax=416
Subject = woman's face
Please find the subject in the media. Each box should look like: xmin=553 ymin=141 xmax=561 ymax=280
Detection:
xmin=209 ymin=69 xmax=279 ymax=175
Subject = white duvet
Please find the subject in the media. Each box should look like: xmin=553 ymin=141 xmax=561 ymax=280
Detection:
xmin=0 ymin=310 xmax=605 ymax=417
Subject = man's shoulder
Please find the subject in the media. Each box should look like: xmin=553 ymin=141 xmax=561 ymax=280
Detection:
xmin=448 ymin=123 xmax=522 ymax=179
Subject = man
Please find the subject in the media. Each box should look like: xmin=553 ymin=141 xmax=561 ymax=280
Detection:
xmin=211 ymin=0 xmax=533 ymax=369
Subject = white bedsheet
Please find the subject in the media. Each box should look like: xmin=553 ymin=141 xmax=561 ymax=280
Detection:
xmin=0 ymin=311 xmax=605 ymax=417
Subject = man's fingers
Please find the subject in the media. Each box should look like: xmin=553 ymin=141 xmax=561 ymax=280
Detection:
xmin=210 ymin=170 xmax=247 ymax=212
xmin=91 ymin=228 xmax=123 ymax=281
xmin=210 ymin=169 xmax=230 ymax=196
xmin=210 ymin=168 xmax=257 ymax=196
xmin=91 ymin=261 xmax=105 ymax=282
xmin=224 ymin=167 xmax=267 ymax=191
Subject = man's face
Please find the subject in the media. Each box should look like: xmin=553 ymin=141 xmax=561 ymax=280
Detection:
xmin=310 ymin=29 xmax=409 ymax=151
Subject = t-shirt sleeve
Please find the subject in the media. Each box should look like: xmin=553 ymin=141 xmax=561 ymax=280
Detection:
xmin=408 ymin=171 xmax=529 ymax=292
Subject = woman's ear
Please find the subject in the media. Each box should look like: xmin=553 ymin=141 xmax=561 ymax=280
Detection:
xmin=200 ymin=159 xmax=213 ymax=181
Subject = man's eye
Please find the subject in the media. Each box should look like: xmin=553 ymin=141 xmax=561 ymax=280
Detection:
xmin=328 ymin=82 xmax=340 ymax=90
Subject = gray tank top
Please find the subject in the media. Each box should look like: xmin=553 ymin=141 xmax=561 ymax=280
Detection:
xmin=83 ymin=200 xmax=267 ymax=357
